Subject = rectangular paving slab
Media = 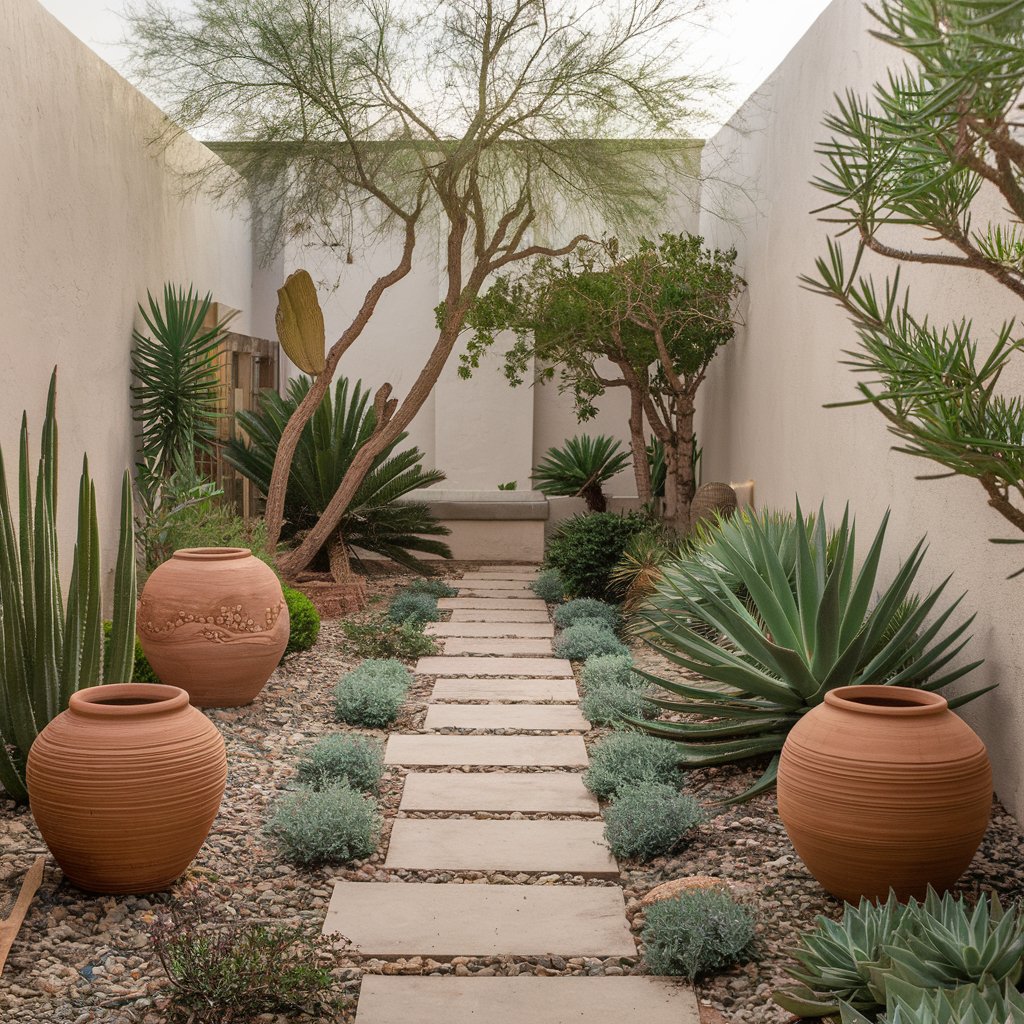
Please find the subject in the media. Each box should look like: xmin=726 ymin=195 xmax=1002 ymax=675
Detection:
xmin=355 ymin=976 xmax=700 ymax=1024
xmin=426 ymin=622 xmax=555 ymax=638
xmin=456 ymin=579 xmax=536 ymax=591
xmin=438 ymin=638 xmax=554 ymax=656
xmin=385 ymin=735 xmax=588 ymax=766
xmin=384 ymin=819 xmax=617 ymax=877
xmin=430 ymin=678 xmax=579 ymax=702
xmin=449 ymin=608 xmax=551 ymax=623
xmin=424 ymin=703 xmax=589 ymax=731
xmin=323 ymin=882 xmax=636 ymax=957
xmin=438 ymin=597 xmax=548 ymax=610
xmin=416 ymin=656 xmax=572 ymax=677
xmin=399 ymin=772 xmax=599 ymax=814
xmin=460 ymin=571 xmax=540 ymax=580
xmin=456 ymin=588 xmax=538 ymax=599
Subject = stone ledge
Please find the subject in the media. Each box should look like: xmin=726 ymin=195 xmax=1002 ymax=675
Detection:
xmin=402 ymin=489 xmax=550 ymax=521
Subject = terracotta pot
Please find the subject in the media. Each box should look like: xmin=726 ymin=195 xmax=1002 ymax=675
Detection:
xmin=138 ymin=547 xmax=289 ymax=707
xmin=777 ymin=685 xmax=992 ymax=902
xmin=27 ymin=684 xmax=226 ymax=894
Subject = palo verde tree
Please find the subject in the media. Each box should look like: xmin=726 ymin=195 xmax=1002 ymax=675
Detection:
xmin=803 ymin=0 xmax=1024 ymax=565
xmin=463 ymin=232 xmax=742 ymax=531
xmin=126 ymin=0 xmax=723 ymax=579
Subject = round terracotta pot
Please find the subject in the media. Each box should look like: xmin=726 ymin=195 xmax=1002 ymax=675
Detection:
xmin=27 ymin=684 xmax=226 ymax=894
xmin=138 ymin=547 xmax=289 ymax=707
xmin=777 ymin=685 xmax=992 ymax=903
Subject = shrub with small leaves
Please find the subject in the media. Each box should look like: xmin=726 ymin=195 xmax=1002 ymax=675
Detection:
xmin=296 ymin=735 xmax=385 ymax=793
xmin=530 ymin=568 xmax=565 ymax=603
xmin=341 ymin=617 xmax=438 ymax=659
xmin=334 ymin=659 xmax=410 ymax=727
xmin=583 ymin=731 xmax=683 ymax=799
xmin=581 ymin=681 xmax=650 ymax=726
xmin=387 ymin=590 xmax=439 ymax=625
xmin=554 ymin=598 xmax=620 ymax=630
xmin=554 ymin=618 xmax=629 ymax=660
xmin=642 ymin=889 xmax=755 ymax=979
xmin=545 ymin=510 xmax=648 ymax=598
xmin=266 ymin=783 xmax=381 ymax=865
xmin=283 ymin=586 xmax=321 ymax=655
xmin=407 ymin=577 xmax=458 ymax=598
xmin=582 ymin=653 xmax=637 ymax=691
xmin=603 ymin=783 xmax=704 ymax=860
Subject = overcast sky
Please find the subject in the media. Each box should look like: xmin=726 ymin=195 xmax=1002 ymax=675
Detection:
xmin=36 ymin=0 xmax=835 ymax=135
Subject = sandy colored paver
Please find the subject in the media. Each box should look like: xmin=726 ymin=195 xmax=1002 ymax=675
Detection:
xmin=354 ymin=976 xmax=700 ymax=1024
xmin=459 ymin=571 xmax=540 ymax=580
xmin=456 ymin=579 xmax=535 ymax=591
xmin=399 ymin=772 xmax=599 ymax=814
xmin=425 ymin=621 xmax=555 ymax=638
xmin=385 ymin=735 xmax=588 ymax=766
xmin=438 ymin=638 xmax=554 ymax=656
xmin=449 ymin=608 xmax=551 ymax=623
xmin=438 ymin=598 xmax=547 ymax=610
xmin=323 ymin=883 xmax=636 ymax=957
xmin=456 ymin=588 xmax=540 ymax=600
xmin=384 ymin=819 xmax=617 ymax=877
xmin=430 ymin=678 xmax=579 ymax=702
xmin=423 ymin=703 xmax=589 ymax=731
xmin=415 ymin=656 xmax=572 ymax=677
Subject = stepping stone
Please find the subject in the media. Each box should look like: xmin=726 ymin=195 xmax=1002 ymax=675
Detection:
xmin=430 ymin=678 xmax=579 ymax=702
xmin=438 ymin=638 xmax=554 ymax=656
xmin=456 ymin=588 xmax=537 ymax=599
xmin=323 ymin=882 xmax=636 ymax=957
xmin=426 ymin=622 xmax=555 ymax=638
xmin=384 ymin=819 xmax=617 ymax=877
xmin=415 ymin=656 xmax=572 ymax=677
xmin=355 ymin=976 xmax=700 ymax=1024
xmin=438 ymin=598 xmax=547 ymax=610
xmin=456 ymin=579 xmax=536 ymax=591
xmin=423 ymin=703 xmax=589 ymax=731
xmin=400 ymin=772 xmax=599 ymax=814
xmin=449 ymin=609 xmax=551 ymax=623
xmin=385 ymin=735 xmax=588 ymax=766
xmin=460 ymin=570 xmax=541 ymax=580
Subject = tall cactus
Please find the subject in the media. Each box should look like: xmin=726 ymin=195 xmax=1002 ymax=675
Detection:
xmin=0 ymin=370 xmax=136 ymax=801
xmin=275 ymin=269 xmax=326 ymax=375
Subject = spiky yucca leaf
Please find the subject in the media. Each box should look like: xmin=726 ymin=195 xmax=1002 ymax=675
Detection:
xmin=531 ymin=434 xmax=630 ymax=512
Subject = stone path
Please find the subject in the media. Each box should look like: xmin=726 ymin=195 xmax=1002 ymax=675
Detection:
xmin=322 ymin=565 xmax=699 ymax=1022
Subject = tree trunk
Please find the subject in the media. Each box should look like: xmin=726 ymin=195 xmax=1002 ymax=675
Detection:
xmin=327 ymin=532 xmax=352 ymax=583
xmin=627 ymin=385 xmax=652 ymax=504
xmin=662 ymin=403 xmax=696 ymax=534
xmin=580 ymin=481 xmax=607 ymax=512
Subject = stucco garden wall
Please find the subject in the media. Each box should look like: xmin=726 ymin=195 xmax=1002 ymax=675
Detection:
xmin=695 ymin=0 xmax=1024 ymax=818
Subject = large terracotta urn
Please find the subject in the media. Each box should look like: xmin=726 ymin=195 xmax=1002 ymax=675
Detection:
xmin=777 ymin=685 xmax=992 ymax=903
xmin=138 ymin=547 xmax=289 ymax=707
xmin=27 ymin=684 xmax=227 ymax=894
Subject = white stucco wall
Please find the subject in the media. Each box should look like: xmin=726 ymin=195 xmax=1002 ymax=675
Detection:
xmin=1 ymin=0 xmax=260 ymax=589
xmin=696 ymin=0 xmax=1024 ymax=817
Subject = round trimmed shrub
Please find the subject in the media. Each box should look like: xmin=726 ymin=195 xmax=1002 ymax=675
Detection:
xmin=582 ymin=653 xmax=638 ymax=691
xmin=266 ymin=783 xmax=381 ymax=865
xmin=283 ymin=586 xmax=321 ymax=655
xmin=296 ymin=734 xmax=385 ymax=793
xmin=387 ymin=590 xmax=439 ymax=625
xmin=334 ymin=659 xmax=410 ymax=727
xmin=603 ymin=783 xmax=704 ymax=860
xmin=581 ymin=680 xmax=649 ymax=726
xmin=530 ymin=569 xmax=565 ymax=603
xmin=553 ymin=598 xmax=620 ymax=631
xmin=545 ymin=511 xmax=647 ymax=599
xmin=553 ymin=619 xmax=629 ymax=661
xmin=641 ymin=889 xmax=755 ymax=979
xmin=583 ymin=731 xmax=683 ymax=799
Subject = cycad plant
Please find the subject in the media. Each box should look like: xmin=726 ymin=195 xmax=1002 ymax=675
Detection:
xmin=634 ymin=502 xmax=990 ymax=801
xmin=225 ymin=375 xmax=450 ymax=576
xmin=0 ymin=371 xmax=137 ymax=801
xmin=531 ymin=434 xmax=630 ymax=512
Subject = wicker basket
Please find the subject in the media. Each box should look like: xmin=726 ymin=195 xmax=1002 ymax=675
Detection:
xmin=691 ymin=482 xmax=738 ymax=524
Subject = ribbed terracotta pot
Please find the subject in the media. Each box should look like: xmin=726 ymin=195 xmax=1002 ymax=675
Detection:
xmin=138 ymin=547 xmax=289 ymax=707
xmin=27 ymin=684 xmax=226 ymax=894
xmin=777 ymin=685 xmax=992 ymax=903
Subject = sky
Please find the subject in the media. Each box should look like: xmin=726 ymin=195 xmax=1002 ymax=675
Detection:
xmin=36 ymin=0 xmax=835 ymax=135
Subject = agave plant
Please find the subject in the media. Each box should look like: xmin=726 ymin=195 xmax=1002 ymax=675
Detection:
xmin=632 ymin=502 xmax=990 ymax=801
xmin=0 ymin=371 xmax=137 ymax=801
xmin=841 ymin=981 xmax=1024 ymax=1024
xmin=531 ymin=434 xmax=630 ymax=512
xmin=224 ymin=375 xmax=451 ymax=574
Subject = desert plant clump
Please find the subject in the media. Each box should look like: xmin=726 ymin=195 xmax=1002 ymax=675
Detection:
xmin=340 ymin=617 xmax=438 ymax=660
xmin=581 ymin=680 xmax=650 ymax=727
xmin=387 ymin=590 xmax=439 ymax=625
xmin=553 ymin=598 xmax=621 ymax=631
xmin=642 ymin=889 xmax=755 ymax=979
xmin=554 ymin=619 xmax=630 ymax=661
xmin=530 ymin=568 xmax=566 ymax=603
xmin=406 ymin=577 xmax=458 ymax=598
xmin=295 ymin=735 xmax=385 ymax=793
xmin=530 ymin=434 xmax=631 ymax=512
xmin=603 ymin=783 xmax=704 ymax=860
xmin=582 ymin=653 xmax=637 ymax=690
xmin=333 ymin=659 xmax=411 ymax=727
xmin=545 ymin=511 xmax=648 ymax=599
xmin=266 ymin=783 xmax=381 ymax=865
xmin=283 ymin=586 xmax=321 ymax=655
xmin=583 ymin=731 xmax=683 ymax=799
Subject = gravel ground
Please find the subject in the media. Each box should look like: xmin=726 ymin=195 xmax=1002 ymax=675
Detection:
xmin=1 ymin=567 xmax=1021 ymax=1024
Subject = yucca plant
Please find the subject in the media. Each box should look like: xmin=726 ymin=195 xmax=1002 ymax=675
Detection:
xmin=531 ymin=434 xmax=631 ymax=512
xmin=0 ymin=371 xmax=137 ymax=801
xmin=633 ymin=502 xmax=990 ymax=801
xmin=225 ymin=375 xmax=451 ymax=575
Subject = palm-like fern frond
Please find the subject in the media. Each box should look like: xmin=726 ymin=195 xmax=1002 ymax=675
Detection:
xmin=531 ymin=434 xmax=631 ymax=511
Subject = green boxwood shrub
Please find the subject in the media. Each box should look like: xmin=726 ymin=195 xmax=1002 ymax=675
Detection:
xmin=333 ymin=659 xmax=410 ymax=727
xmin=283 ymin=586 xmax=321 ymax=655
xmin=103 ymin=620 xmax=160 ymax=683
xmin=266 ymin=783 xmax=381 ymax=865
xmin=583 ymin=731 xmax=683 ymax=799
xmin=553 ymin=598 xmax=620 ymax=631
xmin=642 ymin=889 xmax=755 ymax=979
xmin=581 ymin=653 xmax=637 ymax=691
xmin=553 ymin=619 xmax=629 ymax=661
xmin=407 ymin=577 xmax=458 ymax=598
xmin=545 ymin=511 xmax=647 ymax=599
xmin=387 ymin=590 xmax=439 ymax=625
xmin=530 ymin=569 xmax=565 ymax=603
xmin=295 ymin=735 xmax=385 ymax=793
xmin=603 ymin=783 xmax=704 ymax=860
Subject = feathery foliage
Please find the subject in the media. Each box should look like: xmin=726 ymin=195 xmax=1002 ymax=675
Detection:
xmin=531 ymin=435 xmax=630 ymax=512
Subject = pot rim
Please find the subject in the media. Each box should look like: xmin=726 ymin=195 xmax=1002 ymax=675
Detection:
xmin=172 ymin=547 xmax=251 ymax=561
xmin=69 ymin=683 xmax=190 ymax=717
xmin=824 ymin=684 xmax=947 ymax=717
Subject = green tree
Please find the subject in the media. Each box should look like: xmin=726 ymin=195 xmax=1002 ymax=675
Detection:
xmin=804 ymin=0 xmax=1024 ymax=564
xmin=126 ymin=0 xmax=723 ymax=578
